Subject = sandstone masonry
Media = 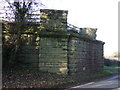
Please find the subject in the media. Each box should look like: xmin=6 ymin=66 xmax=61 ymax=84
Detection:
xmin=17 ymin=9 xmax=105 ymax=75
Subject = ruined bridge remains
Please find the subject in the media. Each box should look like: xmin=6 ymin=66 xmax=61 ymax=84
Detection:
xmin=17 ymin=9 xmax=104 ymax=76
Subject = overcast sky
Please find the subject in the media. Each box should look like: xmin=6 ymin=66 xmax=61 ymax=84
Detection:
xmin=0 ymin=0 xmax=119 ymax=56
xmin=41 ymin=0 xmax=118 ymax=56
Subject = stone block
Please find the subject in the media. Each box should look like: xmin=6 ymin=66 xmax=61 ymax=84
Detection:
xmin=40 ymin=9 xmax=68 ymax=31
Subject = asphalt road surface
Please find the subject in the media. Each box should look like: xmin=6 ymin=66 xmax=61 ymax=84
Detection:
xmin=70 ymin=74 xmax=120 ymax=89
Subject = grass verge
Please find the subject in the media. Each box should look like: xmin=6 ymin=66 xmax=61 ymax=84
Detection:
xmin=104 ymin=66 xmax=120 ymax=70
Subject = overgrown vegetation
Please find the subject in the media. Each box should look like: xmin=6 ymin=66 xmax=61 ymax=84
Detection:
xmin=2 ymin=0 xmax=42 ymax=69
xmin=104 ymin=58 xmax=120 ymax=66
xmin=104 ymin=57 xmax=119 ymax=74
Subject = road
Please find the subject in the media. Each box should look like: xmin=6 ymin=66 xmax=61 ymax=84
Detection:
xmin=70 ymin=74 xmax=120 ymax=89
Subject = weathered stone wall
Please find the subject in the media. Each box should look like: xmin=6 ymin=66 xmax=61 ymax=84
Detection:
xmin=68 ymin=36 xmax=104 ymax=75
xmin=39 ymin=36 xmax=68 ymax=74
xmin=16 ymin=9 xmax=104 ymax=75
xmin=40 ymin=9 xmax=68 ymax=31
xmin=2 ymin=9 xmax=105 ymax=77
xmin=17 ymin=32 xmax=104 ymax=75
xmin=80 ymin=28 xmax=97 ymax=39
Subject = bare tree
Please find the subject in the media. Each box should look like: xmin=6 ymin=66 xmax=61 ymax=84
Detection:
xmin=3 ymin=0 xmax=44 ymax=68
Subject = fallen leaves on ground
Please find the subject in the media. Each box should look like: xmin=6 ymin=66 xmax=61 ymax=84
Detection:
xmin=2 ymin=67 xmax=73 ymax=88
